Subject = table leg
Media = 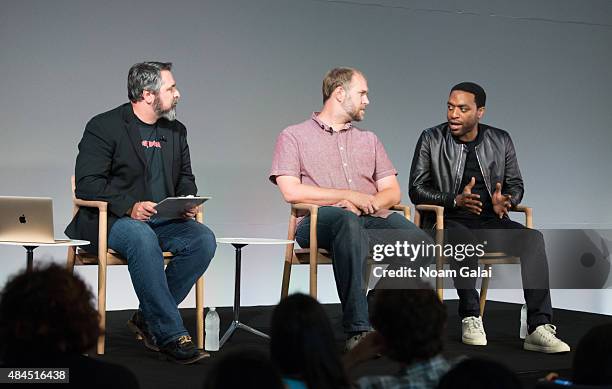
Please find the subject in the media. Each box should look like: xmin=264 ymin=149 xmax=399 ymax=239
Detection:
xmin=219 ymin=244 xmax=245 ymax=347
xmin=24 ymin=246 xmax=38 ymax=272
xmin=233 ymin=245 xmax=242 ymax=323
xmin=237 ymin=322 xmax=270 ymax=339
xmin=219 ymin=320 xmax=238 ymax=347
xmin=219 ymin=243 xmax=270 ymax=348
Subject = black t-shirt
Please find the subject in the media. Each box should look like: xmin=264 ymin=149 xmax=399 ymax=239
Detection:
xmin=138 ymin=120 xmax=169 ymax=203
xmin=447 ymin=128 xmax=496 ymax=220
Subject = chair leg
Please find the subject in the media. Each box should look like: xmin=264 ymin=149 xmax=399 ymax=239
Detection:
xmin=97 ymin=263 xmax=107 ymax=355
xmin=195 ymin=275 xmax=204 ymax=350
xmin=66 ymin=247 xmax=76 ymax=272
xmin=435 ymin=229 xmax=444 ymax=301
xmin=364 ymin=261 xmax=373 ymax=292
xmin=281 ymin=260 xmax=292 ymax=299
xmin=436 ymin=256 xmax=444 ymax=301
xmin=479 ymin=265 xmax=492 ymax=317
xmin=436 ymin=277 xmax=444 ymax=301
xmin=309 ymin=259 xmax=317 ymax=299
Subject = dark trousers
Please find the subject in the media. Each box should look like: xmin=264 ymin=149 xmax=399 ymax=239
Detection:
xmin=444 ymin=217 xmax=552 ymax=331
xmin=296 ymin=206 xmax=433 ymax=333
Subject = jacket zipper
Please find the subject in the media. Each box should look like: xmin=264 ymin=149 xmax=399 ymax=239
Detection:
xmin=453 ymin=143 xmax=467 ymax=193
xmin=475 ymin=144 xmax=492 ymax=197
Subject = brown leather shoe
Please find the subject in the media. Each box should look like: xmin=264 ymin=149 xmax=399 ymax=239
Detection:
xmin=127 ymin=311 xmax=160 ymax=352
xmin=160 ymin=335 xmax=209 ymax=364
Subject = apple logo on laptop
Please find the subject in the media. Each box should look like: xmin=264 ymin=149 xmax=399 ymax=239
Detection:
xmin=19 ymin=214 xmax=27 ymax=224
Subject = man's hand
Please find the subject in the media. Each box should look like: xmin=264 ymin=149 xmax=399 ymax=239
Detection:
xmin=492 ymin=182 xmax=512 ymax=219
xmin=333 ymin=199 xmax=362 ymax=216
xmin=455 ymin=177 xmax=482 ymax=215
xmin=183 ymin=206 xmax=198 ymax=219
xmin=130 ymin=201 xmax=157 ymax=220
xmin=347 ymin=191 xmax=377 ymax=215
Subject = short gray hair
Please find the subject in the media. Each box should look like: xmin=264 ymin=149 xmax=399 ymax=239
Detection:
xmin=127 ymin=62 xmax=172 ymax=102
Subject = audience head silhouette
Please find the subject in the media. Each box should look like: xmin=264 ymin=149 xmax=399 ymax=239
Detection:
xmin=371 ymin=280 xmax=446 ymax=364
xmin=437 ymin=358 xmax=522 ymax=389
xmin=0 ymin=264 xmax=99 ymax=360
xmin=270 ymin=293 xmax=350 ymax=389
xmin=203 ymin=348 xmax=283 ymax=389
xmin=572 ymin=323 xmax=612 ymax=385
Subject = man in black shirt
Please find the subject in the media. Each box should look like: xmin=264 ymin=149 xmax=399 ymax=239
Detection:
xmin=66 ymin=62 xmax=215 ymax=363
xmin=409 ymin=82 xmax=569 ymax=353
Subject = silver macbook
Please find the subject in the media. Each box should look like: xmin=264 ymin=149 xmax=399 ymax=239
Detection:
xmin=0 ymin=196 xmax=58 ymax=243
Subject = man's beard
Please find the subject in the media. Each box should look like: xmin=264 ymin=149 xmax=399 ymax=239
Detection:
xmin=153 ymin=96 xmax=177 ymax=121
xmin=342 ymin=99 xmax=364 ymax=122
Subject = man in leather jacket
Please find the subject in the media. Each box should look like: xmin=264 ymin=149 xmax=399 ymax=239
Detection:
xmin=409 ymin=82 xmax=569 ymax=353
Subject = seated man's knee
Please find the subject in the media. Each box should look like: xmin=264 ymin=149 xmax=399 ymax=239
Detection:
xmin=529 ymin=228 xmax=544 ymax=243
xmin=191 ymin=223 xmax=217 ymax=264
xmin=334 ymin=209 xmax=361 ymax=231
xmin=521 ymin=228 xmax=546 ymax=257
xmin=112 ymin=219 xmax=160 ymax=255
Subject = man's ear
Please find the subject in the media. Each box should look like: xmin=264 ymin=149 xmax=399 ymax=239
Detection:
xmin=477 ymin=106 xmax=486 ymax=120
xmin=142 ymin=90 xmax=155 ymax=104
xmin=334 ymin=85 xmax=346 ymax=103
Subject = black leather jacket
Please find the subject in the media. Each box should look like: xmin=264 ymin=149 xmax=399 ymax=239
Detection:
xmin=409 ymin=123 xmax=524 ymax=215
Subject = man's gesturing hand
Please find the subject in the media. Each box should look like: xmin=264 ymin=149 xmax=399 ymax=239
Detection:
xmin=130 ymin=201 xmax=157 ymax=220
xmin=455 ymin=177 xmax=482 ymax=215
xmin=492 ymin=182 xmax=512 ymax=219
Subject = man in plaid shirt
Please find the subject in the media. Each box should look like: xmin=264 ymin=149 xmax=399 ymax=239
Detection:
xmin=344 ymin=280 xmax=452 ymax=389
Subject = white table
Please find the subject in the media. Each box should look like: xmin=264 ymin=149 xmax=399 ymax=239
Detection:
xmin=0 ymin=239 xmax=89 ymax=272
xmin=216 ymin=237 xmax=293 ymax=347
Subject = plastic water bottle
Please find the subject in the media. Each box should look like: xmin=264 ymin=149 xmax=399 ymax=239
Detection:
xmin=519 ymin=304 xmax=528 ymax=339
xmin=205 ymin=307 xmax=220 ymax=351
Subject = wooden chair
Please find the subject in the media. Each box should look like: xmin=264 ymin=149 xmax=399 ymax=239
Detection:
xmin=66 ymin=177 xmax=204 ymax=354
xmin=281 ymin=204 xmax=411 ymax=299
xmin=413 ymin=204 xmax=532 ymax=316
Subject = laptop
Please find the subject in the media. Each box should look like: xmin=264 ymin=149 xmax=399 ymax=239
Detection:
xmin=0 ymin=196 xmax=65 ymax=244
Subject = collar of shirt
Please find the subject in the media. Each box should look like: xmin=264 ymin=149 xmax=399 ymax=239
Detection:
xmin=311 ymin=112 xmax=353 ymax=133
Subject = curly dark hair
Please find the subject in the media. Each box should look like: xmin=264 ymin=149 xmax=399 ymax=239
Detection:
xmin=203 ymin=348 xmax=284 ymax=389
xmin=270 ymin=293 xmax=351 ymax=389
xmin=437 ymin=358 xmax=521 ymax=389
xmin=573 ymin=323 xmax=612 ymax=385
xmin=0 ymin=264 xmax=100 ymax=358
xmin=370 ymin=281 xmax=447 ymax=364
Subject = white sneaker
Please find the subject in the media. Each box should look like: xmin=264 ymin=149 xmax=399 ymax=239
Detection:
xmin=524 ymin=324 xmax=570 ymax=353
xmin=461 ymin=316 xmax=487 ymax=346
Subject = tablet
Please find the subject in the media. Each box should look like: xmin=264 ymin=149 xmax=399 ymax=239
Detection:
xmin=152 ymin=196 xmax=211 ymax=219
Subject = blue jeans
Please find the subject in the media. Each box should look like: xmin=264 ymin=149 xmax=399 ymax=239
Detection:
xmin=108 ymin=217 xmax=216 ymax=346
xmin=295 ymin=206 xmax=433 ymax=333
